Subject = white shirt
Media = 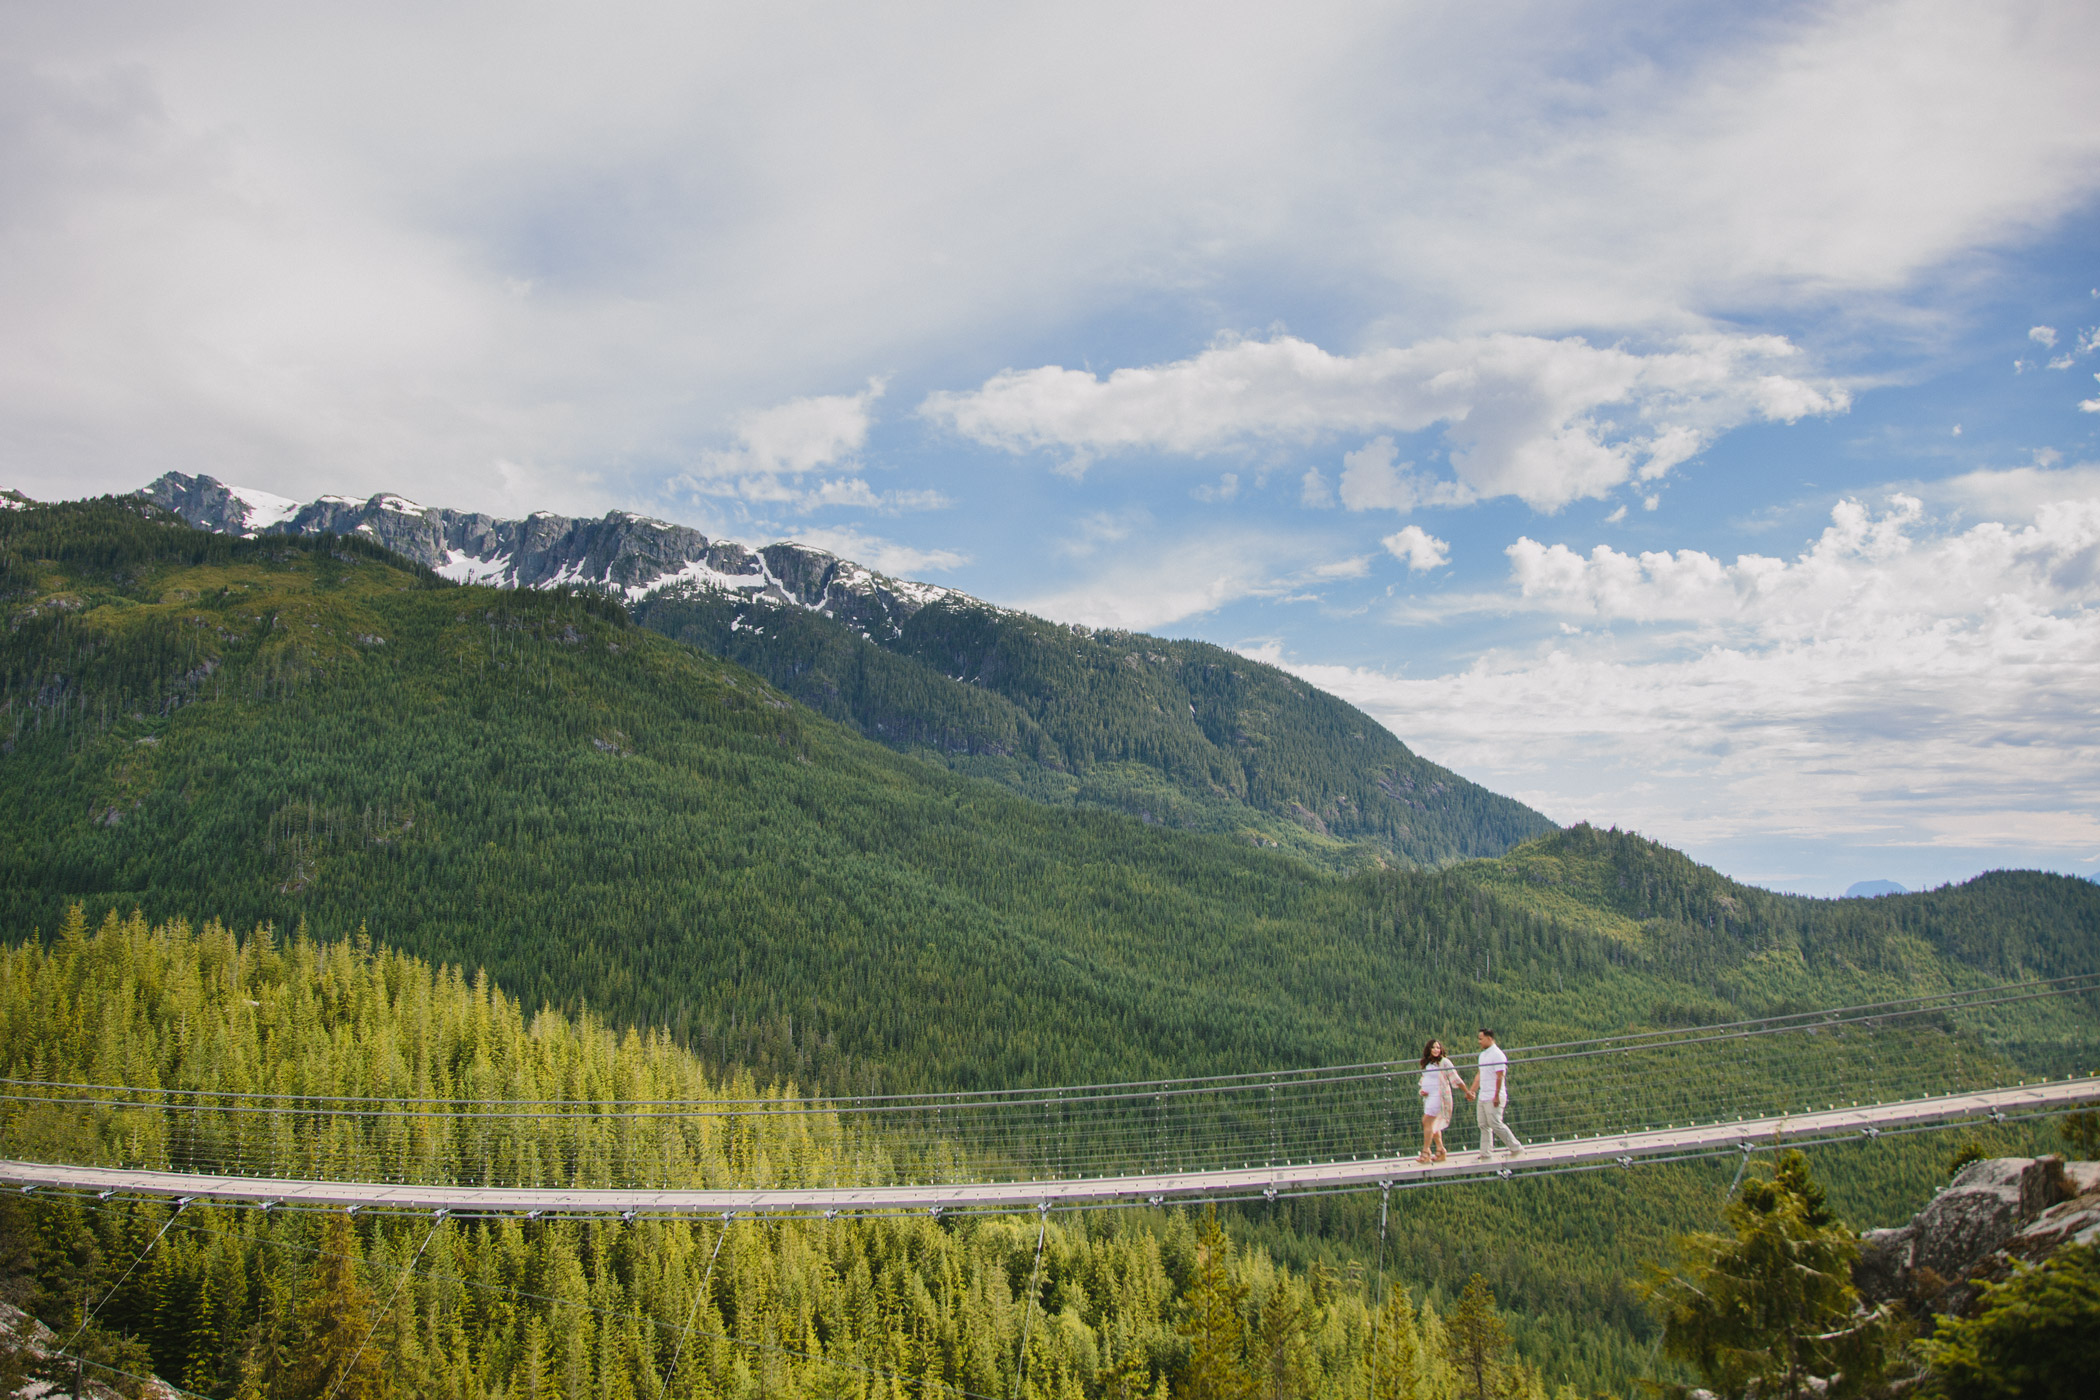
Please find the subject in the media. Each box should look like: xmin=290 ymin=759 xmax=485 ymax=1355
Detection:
xmin=1478 ymin=1044 xmax=1509 ymax=1107
xmin=1419 ymin=1064 xmax=1447 ymax=1113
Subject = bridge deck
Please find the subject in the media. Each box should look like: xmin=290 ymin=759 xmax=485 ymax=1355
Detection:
xmin=4 ymin=1079 xmax=2094 ymax=1216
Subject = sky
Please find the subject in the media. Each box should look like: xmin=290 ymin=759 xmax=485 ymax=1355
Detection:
xmin=4 ymin=1 xmax=2099 ymax=894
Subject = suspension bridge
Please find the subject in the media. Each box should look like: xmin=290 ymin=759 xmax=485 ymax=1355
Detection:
xmin=4 ymin=977 xmax=2097 ymax=1219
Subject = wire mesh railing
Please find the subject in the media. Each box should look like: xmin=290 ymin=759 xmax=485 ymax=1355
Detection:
xmin=2 ymin=976 xmax=2095 ymax=1190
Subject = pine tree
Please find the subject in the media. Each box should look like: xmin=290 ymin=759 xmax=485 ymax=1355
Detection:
xmin=1178 ymin=1209 xmax=1254 ymax=1400
xmin=1918 ymin=1243 xmax=2100 ymax=1400
xmin=1368 ymin=1283 xmax=1421 ymax=1400
xmin=297 ymin=1214 xmax=387 ymax=1400
xmin=1642 ymin=1150 xmax=1900 ymax=1400
xmin=1253 ymin=1276 xmax=1308 ymax=1400
xmin=1446 ymin=1275 xmax=1512 ymax=1400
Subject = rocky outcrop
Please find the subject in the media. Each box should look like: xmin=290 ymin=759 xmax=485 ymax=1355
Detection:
xmin=0 ymin=1299 xmax=182 ymax=1398
xmin=1855 ymin=1156 xmax=2100 ymax=1316
xmin=138 ymin=471 xmax=962 ymax=637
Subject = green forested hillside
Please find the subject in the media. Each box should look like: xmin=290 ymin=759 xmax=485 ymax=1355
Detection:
xmin=632 ymin=584 xmax=1554 ymax=871
xmin=6 ymin=914 xmax=2070 ymax=1400
xmin=1472 ymin=823 xmax=2100 ymax=986
xmin=5 ymin=497 xmax=2097 ymax=1098
xmin=5 ymin=498 xmax=2099 ymax=1395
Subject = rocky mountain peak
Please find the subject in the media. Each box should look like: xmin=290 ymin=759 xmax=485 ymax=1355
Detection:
xmin=137 ymin=471 xmax=963 ymax=639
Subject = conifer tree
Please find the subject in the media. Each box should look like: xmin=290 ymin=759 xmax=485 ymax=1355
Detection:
xmin=1253 ymin=1276 xmax=1308 ymax=1400
xmin=1642 ymin=1150 xmax=1899 ymax=1400
xmin=1917 ymin=1244 xmax=2099 ymax=1400
xmin=1446 ymin=1275 xmax=1512 ymax=1400
xmin=297 ymin=1214 xmax=386 ymax=1400
xmin=1368 ymin=1283 xmax=1422 ymax=1400
xmin=1177 ymin=1209 xmax=1253 ymax=1400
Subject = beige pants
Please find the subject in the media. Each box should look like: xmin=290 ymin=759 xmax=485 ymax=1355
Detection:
xmin=1477 ymin=1097 xmax=1521 ymax=1153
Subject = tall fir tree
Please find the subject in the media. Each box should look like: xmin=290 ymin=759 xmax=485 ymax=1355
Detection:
xmin=1178 ymin=1209 xmax=1254 ymax=1400
xmin=1642 ymin=1150 xmax=1900 ymax=1400
xmin=1446 ymin=1275 xmax=1513 ymax=1400
xmin=296 ymin=1214 xmax=387 ymax=1400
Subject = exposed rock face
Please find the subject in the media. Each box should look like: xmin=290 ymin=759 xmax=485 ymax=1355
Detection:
xmin=1855 ymin=1156 xmax=2100 ymax=1315
xmin=138 ymin=471 xmax=960 ymax=637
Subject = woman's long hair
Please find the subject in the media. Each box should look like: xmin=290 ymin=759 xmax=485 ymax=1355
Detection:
xmin=1420 ymin=1039 xmax=1443 ymax=1068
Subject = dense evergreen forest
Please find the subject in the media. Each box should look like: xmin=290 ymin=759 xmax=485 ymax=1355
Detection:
xmin=632 ymin=584 xmax=1554 ymax=871
xmin=6 ymin=499 xmax=2094 ymax=1094
xmin=4 ymin=497 xmax=2097 ymax=1394
xmin=1 ymin=914 xmax=1592 ymax=1400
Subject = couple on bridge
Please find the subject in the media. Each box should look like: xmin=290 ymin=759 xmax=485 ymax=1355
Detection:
xmin=1417 ymin=1028 xmax=1525 ymax=1165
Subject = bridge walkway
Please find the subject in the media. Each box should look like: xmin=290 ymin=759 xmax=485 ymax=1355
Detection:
xmin=5 ymin=1078 xmax=2093 ymax=1218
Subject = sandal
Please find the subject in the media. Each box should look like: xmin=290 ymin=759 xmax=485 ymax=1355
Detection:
xmin=1432 ymin=1149 xmax=1447 ymax=1163
xmin=1415 ymin=1151 xmax=1435 ymax=1164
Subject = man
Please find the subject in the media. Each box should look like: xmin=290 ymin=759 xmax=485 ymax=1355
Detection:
xmin=1465 ymin=1028 xmax=1523 ymax=1162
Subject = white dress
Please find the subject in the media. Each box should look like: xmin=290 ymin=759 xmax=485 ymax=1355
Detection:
xmin=1420 ymin=1063 xmax=1446 ymax=1118
xmin=1431 ymin=1058 xmax=1459 ymax=1132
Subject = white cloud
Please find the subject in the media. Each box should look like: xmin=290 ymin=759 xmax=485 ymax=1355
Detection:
xmin=687 ymin=383 xmax=883 ymax=481
xmin=1299 ymin=466 xmax=1336 ymax=509
xmin=1309 ymin=555 xmax=1373 ymax=581
xmin=663 ymin=383 xmax=942 ymax=512
xmin=1287 ymin=491 xmax=2100 ymax=860
xmin=1191 ymin=472 xmax=1240 ymax=503
xmin=1382 ymin=525 xmax=1449 ymax=572
xmin=1020 ymin=530 xmax=1369 ymax=631
xmin=2030 ymin=326 xmax=2059 ymax=347
xmin=1054 ymin=507 xmax=1150 ymax=559
xmin=0 ymin=3 xmax=2095 ymax=514
xmin=924 ymin=332 xmax=1847 ymax=511
xmin=1932 ymin=461 xmax=2100 ymax=519
xmin=787 ymin=526 xmax=967 ymax=578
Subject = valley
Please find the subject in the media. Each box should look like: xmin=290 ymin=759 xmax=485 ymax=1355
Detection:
xmin=2 ymin=489 xmax=2096 ymax=1397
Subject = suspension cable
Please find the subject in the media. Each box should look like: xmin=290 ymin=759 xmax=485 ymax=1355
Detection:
xmin=6 ymin=974 xmax=2090 ymax=1118
xmin=659 ymin=1212 xmax=734 ymax=1399
xmin=62 ymin=1195 xmax=191 ymax=1359
xmin=323 ymin=1208 xmax=447 ymax=1400
xmin=1011 ymin=1203 xmax=1050 ymax=1400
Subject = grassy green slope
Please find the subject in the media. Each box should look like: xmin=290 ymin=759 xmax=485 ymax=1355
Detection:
xmin=633 ymin=584 xmax=1556 ymax=871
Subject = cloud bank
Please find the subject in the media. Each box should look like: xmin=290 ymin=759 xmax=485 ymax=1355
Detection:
xmin=923 ymin=333 xmax=1847 ymax=510
xmin=1 ymin=2 xmax=2092 ymax=514
xmin=1279 ymin=485 xmax=2100 ymax=872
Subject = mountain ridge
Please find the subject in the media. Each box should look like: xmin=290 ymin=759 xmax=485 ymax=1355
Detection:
xmin=139 ymin=471 xmax=1556 ymax=868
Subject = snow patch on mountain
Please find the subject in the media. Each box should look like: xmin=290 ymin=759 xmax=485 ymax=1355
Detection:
xmin=225 ymin=483 xmax=302 ymax=530
xmin=436 ymin=548 xmax=514 ymax=586
xmin=138 ymin=472 xmax=974 ymax=639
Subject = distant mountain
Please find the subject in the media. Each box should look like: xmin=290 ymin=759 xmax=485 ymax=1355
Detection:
xmin=141 ymin=470 xmax=953 ymax=633
xmin=139 ymin=471 xmax=1555 ymax=868
xmin=1847 ymin=879 xmax=1909 ymax=898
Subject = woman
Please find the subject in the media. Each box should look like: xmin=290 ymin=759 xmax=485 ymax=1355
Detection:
xmin=1417 ymin=1038 xmax=1460 ymax=1163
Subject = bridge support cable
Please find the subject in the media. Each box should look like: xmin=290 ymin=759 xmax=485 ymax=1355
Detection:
xmin=61 ymin=1193 xmax=191 ymax=1362
xmin=1010 ymin=1203 xmax=1050 ymax=1400
xmin=659 ymin=1211 xmax=734 ymax=1399
xmin=0 ymin=977 xmax=2094 ymax=1202
xmin=324 ymin=1207 xmax=447 ymax=1400
xmin=6 ymin=1090 xmax=2095 ymax=1225
xmin=1365 ymin=1181 xmax=1393 ymax=1400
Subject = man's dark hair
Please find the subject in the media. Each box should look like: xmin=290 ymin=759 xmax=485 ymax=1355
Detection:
xmin=1479 ymin=1028 xmax=1496 ymax=1038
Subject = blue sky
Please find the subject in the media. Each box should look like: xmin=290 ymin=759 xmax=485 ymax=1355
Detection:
xmin=4 ymin=2 xmax=2098 ymax=894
